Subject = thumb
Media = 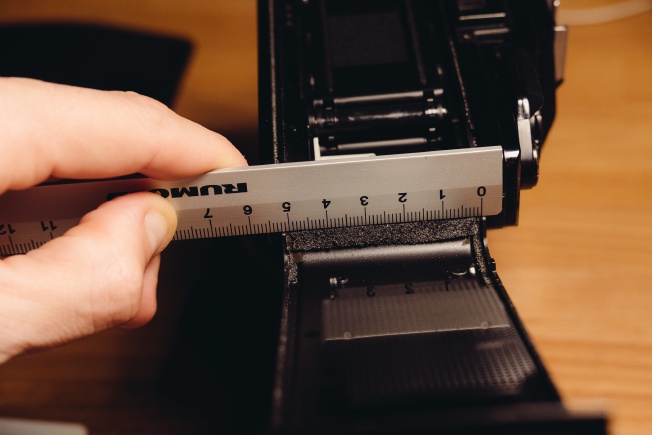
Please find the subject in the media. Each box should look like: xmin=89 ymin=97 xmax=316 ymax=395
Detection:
xmin=0 ymin=192 xmax=176 ymax=362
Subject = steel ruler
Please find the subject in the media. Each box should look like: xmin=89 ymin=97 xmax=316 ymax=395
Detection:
xmin=0 ymin=147 xmax=503 ymax=256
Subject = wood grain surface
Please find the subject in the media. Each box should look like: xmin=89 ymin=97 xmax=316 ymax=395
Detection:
xmin=0 ymin=1 xmax=651 ymax=434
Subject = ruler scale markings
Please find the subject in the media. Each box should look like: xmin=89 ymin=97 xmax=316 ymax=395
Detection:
xmin=0 ymin=147 xmax=503 ymax=254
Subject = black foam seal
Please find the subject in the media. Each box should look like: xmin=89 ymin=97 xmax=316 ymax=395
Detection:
xmin=287 ymin=218 xmax=481 ymax=252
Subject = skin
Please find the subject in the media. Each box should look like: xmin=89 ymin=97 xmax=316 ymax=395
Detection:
xmin=0 ymin=77 xmax=247 ymax=364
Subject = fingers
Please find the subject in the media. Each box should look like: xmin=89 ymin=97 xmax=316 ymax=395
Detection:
xmin=0 ymin=77 xmax=247 ymax=193
xmin=120 ymin=254 xmax=161 ymax=329
xmin=0 ymin=193 xmax=175 ymax=362
xmin=0 ymin=77 xmax=246 ymax=362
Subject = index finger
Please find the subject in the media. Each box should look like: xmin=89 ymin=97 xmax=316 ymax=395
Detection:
xmin=0 ymin=77 xmax=247 ymax=193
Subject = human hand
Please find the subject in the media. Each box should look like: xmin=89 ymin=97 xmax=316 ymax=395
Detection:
xmin=0 ymin=77 xmax=247 ymax=364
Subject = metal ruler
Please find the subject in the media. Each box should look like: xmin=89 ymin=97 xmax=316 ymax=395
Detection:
xmin=0 ymin=147 xmax=503 ymax=256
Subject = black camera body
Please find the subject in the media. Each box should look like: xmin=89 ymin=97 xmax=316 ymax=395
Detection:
xmin=255 ymin=0 xmax=607 ymax=433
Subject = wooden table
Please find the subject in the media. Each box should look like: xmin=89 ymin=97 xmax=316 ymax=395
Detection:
xmin=1 ymin=2 xmax=651 ymax=434
xmin=488 ymin=8 xmax=652 ymax=435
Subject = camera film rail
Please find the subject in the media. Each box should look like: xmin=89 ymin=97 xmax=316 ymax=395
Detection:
xmin=0 ymin=147 xmax=502 ymax=256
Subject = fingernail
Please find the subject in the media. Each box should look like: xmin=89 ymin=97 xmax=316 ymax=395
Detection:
xmin=145 ymin=210 xmax=172 ymax=254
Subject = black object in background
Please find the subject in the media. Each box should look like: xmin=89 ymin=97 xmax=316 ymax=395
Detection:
xmin=0 ymin=23 xmax=192 ymax=106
